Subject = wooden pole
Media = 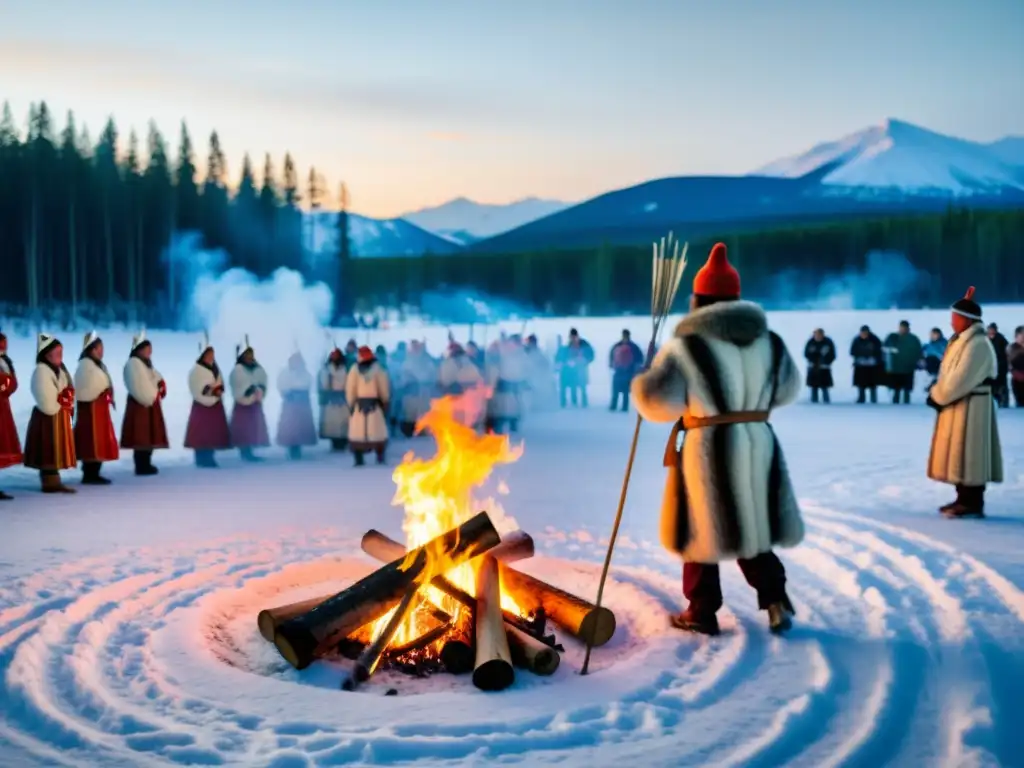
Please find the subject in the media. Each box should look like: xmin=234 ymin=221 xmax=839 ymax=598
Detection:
xmin=275 ymin=511 xmax=499 ymax=670
xmin=506 ymin=625 xmax=560 ymax=676
xmin=472 ymin=556 xmax=514 ymax=691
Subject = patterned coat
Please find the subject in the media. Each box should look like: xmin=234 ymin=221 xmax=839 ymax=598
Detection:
xmin=23 ymin=362 xmax=77 ymax=470
xmin=120 ymin=355 xmax=170 ymax=450
xmin=73 ymin=355 xmax=120 ymax=463
xmin=927 ymin=322 xmax=1003 ymax=486
xmin=318 ymin=362 xmax=350 ymax=439
xmin=631 ymin=300 xmax=804 ymax=563
xmin=345 ymin=361 xmax=391 ymax=450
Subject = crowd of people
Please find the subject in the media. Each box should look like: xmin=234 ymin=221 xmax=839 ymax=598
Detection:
xmin=804 ymin=321 xmax=1024 ymax=407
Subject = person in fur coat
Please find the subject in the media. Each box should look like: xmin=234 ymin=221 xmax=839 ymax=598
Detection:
xmin=276 ymin=351 xmax=318 ymax=459
xmin=23 ymin=333 xmax=77 ymax=493
xmin=120 ymin=330 xmax=169 ymax=476
xmin=185 ymin=337 xmax=232 ymax=468
xmin=228 ymin=336 xmax=271 ymax=461
xmin=345 ymin=346 xmax=391 ymax=466
xmin=440 ymin=342 xmax=485 ymax=428
xmin=631 ymin=243 xmax=803 ymax=635
xmin=0 ymin=329 xmax=24 ymax=500
xmin=319 ymin=347 xmax=350 ymax=451
xmin=397 ymin=341 xmax=438 ymax=437
xmin=73 ymin=331 xmax=119 ymax=485
xmin=486 ymin=335 xmax=528 ymax=434
xmin=926 ymin=287 xmax=1003 ymax=518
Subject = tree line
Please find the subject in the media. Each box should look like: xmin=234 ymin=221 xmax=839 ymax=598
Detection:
xmin=0 ymin=100 xmax=351 ymax=328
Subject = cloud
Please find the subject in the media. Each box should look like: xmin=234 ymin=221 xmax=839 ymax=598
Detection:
xmin=2 ymin=40 xmax=509 ymax=127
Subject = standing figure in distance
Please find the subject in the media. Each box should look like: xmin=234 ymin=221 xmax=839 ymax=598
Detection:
xmin=883 ymin=320 xmax=922 ymax=404
xmin=73 ymin=331 xmax=119 ymax=485
xmin=319 ymin=346 xmax=350 ymax=451
xmin=0 ymin=329 xmax=24 ymax=499
xmin=276 ymin=350 xmax=318 ymax=460
xmin=986 ymin=323 xmax=1010 ymax=408
xmin=23 ymin=333 xmax=77 ymax=493
xmin=803 ymin=328 xmax=835 ymax=403
xmin=926 ymin=287 xmax=1003 ymax=518
xmin=486 ymin=334 xmax=528 ymax=433
xmin=1009 ymin=326 xmax=1024 ymax=408
xmin=228 ymin=335 xmax=270 ymax=462
xmin=850 ymin=325 xmax=883 ymax=404
xmin=921 ymin=327 xmax=947 ymax=393
xmin=120 ymin=329 xmax=169 ymax=476
xmin=556 ymin=328 xmax=594 ymax=408
xmin=397 ymin=340 xmax=437 ymax=438
xmin=345 ymin=345 xmax=391 ymax=466
xmin=439 ymin=341 xmax=484 ymax=428
xmin=609 ymin=329 xmax=644 ymax=412
xmin=185 ymin=335 xmax=232 ymax=468
xmin=631 ymin=242 xmax=803 ymax=635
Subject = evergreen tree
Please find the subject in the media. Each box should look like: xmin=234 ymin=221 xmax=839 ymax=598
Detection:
xmin=202 ymin=130 xmax=229 ymax=251
xmin=94 ymin=117 xmax=120 ymax=307
xmin=60 ymin=111 xmax=84 ymax=313
xmin=257 ymin=153 xmax=278 ymax=274
xmin=144 ymin=121 xmax=173 ymax=307
xmin=232 ymin=152 xmax=258 ymax=272
xmin=175 ymin=120 xmax=200 ymax=232
xmin=124 ymin=129 xmax=143 ymax=307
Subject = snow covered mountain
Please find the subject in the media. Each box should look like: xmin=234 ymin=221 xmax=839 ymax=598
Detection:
xmin=303 ymin=210 xmax=462 ymax=257
xmin=753 ymin=119 xmax=1024 ymax=196
xmin=401 ymin=197 xmax=571 ymax=243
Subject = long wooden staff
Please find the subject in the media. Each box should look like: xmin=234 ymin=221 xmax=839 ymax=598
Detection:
xmin=580 ymin=233 xmax=687 ymax=675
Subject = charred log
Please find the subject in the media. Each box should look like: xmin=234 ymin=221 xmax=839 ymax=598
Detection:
xmin=506 ymin=625 xmax=560 ymax=676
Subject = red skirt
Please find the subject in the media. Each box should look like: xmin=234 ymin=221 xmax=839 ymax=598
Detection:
xmin=0 ymin=395 xmax=22 ymax=469
xmin=120 ymin=397 xmax=170 ymax=450
xmin=184 ymin=401 xmax=232 ymax=450
xmin=23 ymin=407 xmax=76 ymax=470
xmin=230 ymin=402 xmax=270 ymax=448
xmin=75 ymin=398 xmax=120 ymax=463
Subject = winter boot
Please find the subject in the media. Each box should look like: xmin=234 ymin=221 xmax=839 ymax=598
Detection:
xmin=669 ymin=608 xmax=720 ymax=636
xmin=40 ymin=472 xmax=76 ymax=494
xmin=239 ymin=447 xmax=262 ymax=462
xmin=0 ymin=490 xmax=12 ymax=501
xmin=81 ymin=462 xmax=111 ymax=486
xmin=399 ymin=422 xmax=415 ymax=439
xmin=134 ymin=451 xmax=158 ymax=476
xmin=375 ymin=447 xmax=386 ymax=465
xmin=767 ymin=602 xmax=794 ymax=634
xmin=194 ymin=450 xmax=218 ymax=468
xmin=287 ymin=446 xmax=301 ymax=460
xmin=353 ymin=450 xmax=365 ymax=467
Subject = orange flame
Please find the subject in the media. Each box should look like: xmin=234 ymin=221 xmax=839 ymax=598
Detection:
xmin=371 ymin=390 xmax=523 ymax=649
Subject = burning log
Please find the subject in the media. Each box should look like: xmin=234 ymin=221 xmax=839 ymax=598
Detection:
xmin=472 ymin=556 xmax=515 ymax=691
xmin=360 ymin=529 xmax=615 ymax=647
xmin=498 ymin=565 xmax=616 ymax=647
xmin=341 ymin=586 xmax=421 ymax=691
xmin=360 ymin=529 xmax=545 ymax=638
xmin=275 ymin=511 xmax=500 ymax=670
xmin=439 ymin=631 xmax=475 ymax=675
xmin=506 ymin=625 xmax=560 ymax=676
xmin=387 ymin=620 xmax=451 ymax=658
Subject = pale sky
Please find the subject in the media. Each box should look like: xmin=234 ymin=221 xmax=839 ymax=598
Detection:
xmin=2 ymin=0 xmax=1022 ymax=218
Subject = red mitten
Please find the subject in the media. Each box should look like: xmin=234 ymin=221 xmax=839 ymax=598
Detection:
xmin=0 ymin=372 xmax=10 ymax=396
xmin=104 ymin=389 xmax=113 ymax=405
xmin=158 ymin=380 xmax=167 ymax=399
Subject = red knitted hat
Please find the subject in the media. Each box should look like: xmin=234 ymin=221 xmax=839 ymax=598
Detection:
xmin=357 ymin=345 xmax=375 ymax=363
xmin=693 ymin=242 xmax=740 ymax=299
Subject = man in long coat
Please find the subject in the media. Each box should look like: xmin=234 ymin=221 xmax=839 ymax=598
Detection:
xmin=926 ymin=287 xmax=1003 ymax=518
xmin=631 ymin=242 xmax=804 ymax=635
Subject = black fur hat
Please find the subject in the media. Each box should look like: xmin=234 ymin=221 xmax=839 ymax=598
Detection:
xmin=951 ymin=286 xmax=982 ymax=321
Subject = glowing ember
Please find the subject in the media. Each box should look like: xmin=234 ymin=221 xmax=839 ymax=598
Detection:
xmin=371 ymin=391 xmax=524 ymax=653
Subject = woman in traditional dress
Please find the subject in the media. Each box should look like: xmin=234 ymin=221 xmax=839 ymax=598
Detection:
xmin=23 ymin=333 xmax=77 ymax=493
xmin=318 ymin=346 xmax=350 ymax=451
xmin=73 ymin=331 xmax=119 ymax=485
xmin=120 ymin=329 xmax=170 ymax=475
xmin=439 ymin=342 xmax=484 ymax=428
xmin=228 ymin=335 xmax=270 ymax=462
xmin=276 ymin=351 xmax=318 ymax=459
xmin=0 ymin=329 xmax=24 ymax=499
xmin=184 ymin=336 xmax=232 ymax=468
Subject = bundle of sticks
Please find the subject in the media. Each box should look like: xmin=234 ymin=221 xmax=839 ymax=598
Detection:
xmin=258 ymin=511 xmax=617 ymax=692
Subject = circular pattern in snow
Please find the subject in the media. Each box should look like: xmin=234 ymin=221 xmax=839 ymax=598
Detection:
xmin=0 ymin=511 xmax=1022 ymax=766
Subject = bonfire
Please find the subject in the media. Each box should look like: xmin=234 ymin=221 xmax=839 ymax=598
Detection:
xmin=260 ymin=392 xmax=616 ymax=692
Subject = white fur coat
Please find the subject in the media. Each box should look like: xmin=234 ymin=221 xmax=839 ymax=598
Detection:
xmin=124 ymin=357 xmax=164 ymax=407
xmin=230 ymin=363 xmax=268 ymax=406
xmin=278 ymin=365 xmax=312 ymax=393
xmin=345 ymin=362 xmax=391 ymax=447
xmin=631 ymin=300 xmax=804 ymax=563
xmin=74 ymin=357 xmax=113 ymax=404
xmin=927 ymin=322 xmax=1003 ymax=486
xmin=31 ymin=363 xmax=73 ymax=417
xmin=188 ymin=364 xmax=224 ymax=407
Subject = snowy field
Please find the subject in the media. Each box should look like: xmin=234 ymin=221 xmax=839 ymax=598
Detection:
xmin=0 ymin=306 xmax=1022 ymax=767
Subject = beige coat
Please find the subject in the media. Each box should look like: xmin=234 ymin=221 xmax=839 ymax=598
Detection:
xmin=318 ymin=362 xmax=349 ymax=439
xmin=439 ymin=354 xmax=485 ymax=427
xmin=345 ymin=362 xmax=391 ymax=449
xmin=487 ymin=344 xmax=528 ymax=420
xmin=631 ymin=300 xmax=804 ymax=563
xmin=927 ymin=322 xmax=1003 ymax=486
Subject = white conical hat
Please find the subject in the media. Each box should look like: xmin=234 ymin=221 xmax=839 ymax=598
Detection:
xmin=131 ymin=328 xmax=148 ymax=351
xmin=37 ymin=333 xmax=58 ymax=355
xmin=82 ymin=330 xmax=100 ymax=351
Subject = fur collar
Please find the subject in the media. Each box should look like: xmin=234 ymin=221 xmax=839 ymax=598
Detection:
xmin=673 ymin=300 xmax=768 ymax=347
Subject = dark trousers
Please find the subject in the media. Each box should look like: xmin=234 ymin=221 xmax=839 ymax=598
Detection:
xmin=560 ymin=385 xmax=587 ymax=408
xmin=1014 ymin=380 xmax=1024 ymax=408
xmin=856 ymin=386 xmax=878 ymax=403
xmin=809 ymin=387 xmax=830 ymax=403
xmin=82 ymin=461 xmax=103 ymax=479
xmin=683 ymin=551 xmax=787 ymax=616
xmin=955 ymin=484 xmax=986 ymax=510
xmin=993 ymin=378 xmax=1009 ymax=408
xmin=610 ymin=387 xmax=630 ymax=411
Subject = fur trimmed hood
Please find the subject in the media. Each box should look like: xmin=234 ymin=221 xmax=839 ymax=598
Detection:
xmin=673 ymin=300 xmax=767 ymax=347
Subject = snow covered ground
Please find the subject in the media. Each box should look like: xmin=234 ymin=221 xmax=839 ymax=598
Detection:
xmin=1 ymin=307 xmax=1022 ymax=767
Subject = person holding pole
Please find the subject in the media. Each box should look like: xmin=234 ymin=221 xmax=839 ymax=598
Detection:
xmin=630 ymin=243 xmax=804 ymax=635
